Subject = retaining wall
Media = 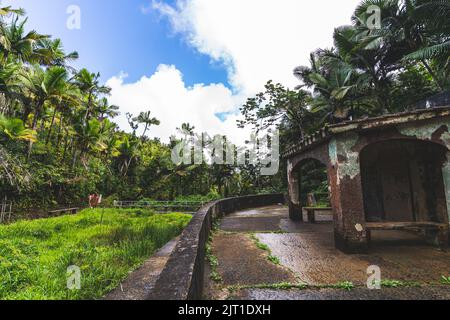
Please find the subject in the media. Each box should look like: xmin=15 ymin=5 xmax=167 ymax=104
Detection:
xmin=148 ymin=193 xmax=285 ymax=300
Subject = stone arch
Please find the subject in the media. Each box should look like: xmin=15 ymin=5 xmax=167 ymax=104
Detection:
xmin=287 ymin=143 xmax=330 ymax=221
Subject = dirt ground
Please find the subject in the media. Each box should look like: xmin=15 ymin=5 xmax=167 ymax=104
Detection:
xmin=203 ymin=205 xmax=450 ymax=300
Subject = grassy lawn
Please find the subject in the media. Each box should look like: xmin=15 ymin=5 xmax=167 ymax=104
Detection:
xmin=0 ymin=208 xmax=191 ymax=300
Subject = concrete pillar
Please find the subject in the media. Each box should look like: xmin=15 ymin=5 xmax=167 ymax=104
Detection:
xmin=442 ymin=152 xmax=450 ymax=225
xmin=328 ymin=136 xmax=368 ymax=253
xmin=287 ymin=161 xmax=303 ymax=221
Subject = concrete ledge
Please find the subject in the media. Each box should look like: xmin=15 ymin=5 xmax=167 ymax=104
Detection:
xmin=105 ymin=237 xmax=180 ymax=300
xmin=147 ymin=194 xmax=285 ymax=300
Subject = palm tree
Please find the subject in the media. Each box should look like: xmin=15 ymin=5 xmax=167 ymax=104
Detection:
xmin=18 ymin=65 xmax=69 ymax=158
xmin=0 ymin=60 xmax=20 ymax=114
xmin=133 ymin=110 xmax=160 ymax=140
xmin=72 ymin=118 xmax=107 ymax=168
xmin=0 ymin=6 xmax=24 ymax=16
xmin=115 ymin=135 xmax=140 ymax=176
xmin=0 ymin=16 xmax=48 ymax=64
xmin=352 ymin=0 xmax=450 ymax=90
xmin=97 ymin=97 xmax=119 ymax=120
xmin=45 ymin=84 xmax=79 ymax=145
xmin=177 ymin=123 xmax=195 ymax=136
xmin=295 ymin=49 xmax=371 ymax=122
xmin=74 ymin=69 xmax=111 ymax=123
xmin=34 ymin=38 xmax=79 ymax=68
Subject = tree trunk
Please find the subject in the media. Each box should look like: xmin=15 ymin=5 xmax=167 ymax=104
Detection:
xmin=71 ymin=148 xmax=78 ymax=170
xmin=84 ymin=92 xmax=93 ymax=123
xmin=46 ymin=107 xmax=58 ymax=145
xmin=422 ymin=60 xmax=443 ymax=91
xmin=56 ymin=115 xmax=64 ymax=146
xmin=27 ymin=104 xmax=42 ymax=162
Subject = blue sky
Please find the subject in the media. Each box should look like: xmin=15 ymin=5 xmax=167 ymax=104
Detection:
xmin=3 ymin=0 xmax=361 ymax=142
xmin=4 ymin=0 xmax=228 ymax=86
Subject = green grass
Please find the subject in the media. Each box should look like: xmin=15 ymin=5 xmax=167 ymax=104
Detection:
xmin=441 ymin=276 xmax=450 ymax=285
xmin=250 ymin=234 xmax=281 ymax=265
xmin=206 ymin=226 xmax=223 ymax=283
xmin=332 ymin=281 xmax=354 ymax=291
xmin=0 ymin=208 xmax=191 ymax=300
xmin=380 ymin=279 xmax=405 ymax=288
xmin=206 ymin=243 xmax=223 ymax=283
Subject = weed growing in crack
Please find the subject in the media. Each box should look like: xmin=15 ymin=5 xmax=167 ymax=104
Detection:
xmin=205 ymin=219 xmax=223 ymax=283
xmin=250 ymin=234 xmax=281 ymax=266
xmin=228 ymin=282 xmax=308 ymax=292
xmin=441 ymin=276 xmax=450 ymax=285
xmin=332 ymin=281 xmax=354 ymax=291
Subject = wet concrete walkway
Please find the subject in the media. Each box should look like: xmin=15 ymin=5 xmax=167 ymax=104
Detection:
xmin=204 ymin=205 xmax=450 ymax=300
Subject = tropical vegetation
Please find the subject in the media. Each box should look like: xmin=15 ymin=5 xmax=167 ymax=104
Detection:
xmin=0 ymin=1 xmax=449 ymax=214
xmin=0 ymin=208 xmax=191 ymax=299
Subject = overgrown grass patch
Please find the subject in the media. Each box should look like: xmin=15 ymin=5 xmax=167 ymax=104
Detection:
xmin=250 ymin=234 xmax=281 ymax=265
xmin=0 ymin=208 xmax=191 ymax=300
xmin=206 ymin=223 xmax=223 ymax=283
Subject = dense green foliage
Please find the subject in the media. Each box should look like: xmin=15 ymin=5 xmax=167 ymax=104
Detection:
xmin=239 ymin=0 xmax=450 ymax=196
xmin=0 ymin=7 xmax=281 ymax=213
xmin=0 ymin=208 xmax=191 ymax=300
xmin=241 ymin=0 xmax=450 ymax=147
xmin=0 ymin=1 xmax=449 ymax=211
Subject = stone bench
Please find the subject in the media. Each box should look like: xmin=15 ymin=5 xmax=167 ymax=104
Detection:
xmin=365 ymin=221 xmax=449 ymax=249
xmin=303 ymin=207 xmax=332 ymax=223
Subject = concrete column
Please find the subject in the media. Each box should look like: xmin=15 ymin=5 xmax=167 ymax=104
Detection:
xmin=442 ymin=152 xmax=450 ymax=225
xmin=287 ymin=161 xmax=303 ymax=221
xmin=328 ymin=136 xmax=368 ymax=254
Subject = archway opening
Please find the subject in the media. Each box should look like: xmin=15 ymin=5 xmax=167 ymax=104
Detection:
xmin=360 ymin=139 xmax=448 ymax=224
xmin=292 ymin=158 xmax=330 ymax=222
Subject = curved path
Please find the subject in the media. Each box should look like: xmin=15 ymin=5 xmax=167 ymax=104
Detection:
xmin=204 ymin=205 xmax=450 ymax=300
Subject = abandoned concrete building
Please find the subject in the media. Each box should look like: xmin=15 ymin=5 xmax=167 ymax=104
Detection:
xmin=283 ymin=106 xmax=450 ymax=254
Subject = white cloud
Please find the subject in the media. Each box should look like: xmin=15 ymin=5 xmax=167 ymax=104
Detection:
xmin=151 ymin=0 xmax=361 ymax=95
xmin=109 ymin=0 xmax=361 ymax=142
xmin=107 ymin=64 xmax=251 ymax=144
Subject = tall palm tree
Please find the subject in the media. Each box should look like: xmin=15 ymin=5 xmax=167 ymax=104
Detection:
xmin=352 ymin=0 xmax=450 ymax=90
xmin=74 ymin=69 xmax=111 ymax=123
xmin=0 ymin=16 xmax=48 ymax=64
xmin=34 ymin=38 xmax=79 ymax=68
xmin=115 ymin=135 xmax=140 ymax=176
xmin=97 ymin=97 xmax=120 ymax=120
xmin=0 ymin=60 xmax=20 ymax=114
xmin=72 ymin=118 xmax=107 ymax=168
xmin=45 ymin=83 xmax=79 ymax=145
xmin=18 ymin=65 xmax=69 ymax=159
xmin=294 ymin=49 xmax=371 ymax=122
xmin=133 ymin=110 xmax=160 ymax=140
xmin=0 ymin=7 xmax=25 ymax=18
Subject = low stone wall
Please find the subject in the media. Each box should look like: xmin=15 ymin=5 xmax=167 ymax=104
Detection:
xmin=148 ymin=193 xmax=285 ymax=300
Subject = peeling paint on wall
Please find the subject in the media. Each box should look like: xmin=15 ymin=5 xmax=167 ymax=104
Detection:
xmin=335 ymin=133 xmax=360 ymax=181
xmin=287 ymin=160 xmax=300 ymax=205
xmin=399 ymin=120 xmax=450 ymax=147
xmin=329 ymin=138 xmax=337 ymax=166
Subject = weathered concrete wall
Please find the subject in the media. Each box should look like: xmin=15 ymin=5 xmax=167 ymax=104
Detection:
xmin=331 ymin=117 xmax=450 ymax=252
xmin=328 ymin=133 xmax=368 ymax=253
xmin=285 ymin=111 xmax=450 ymax=253
xmin=443 ymin=153 xmax=450 ymax=223
xmin=148 ymin=194 xmax=286 ymax=300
